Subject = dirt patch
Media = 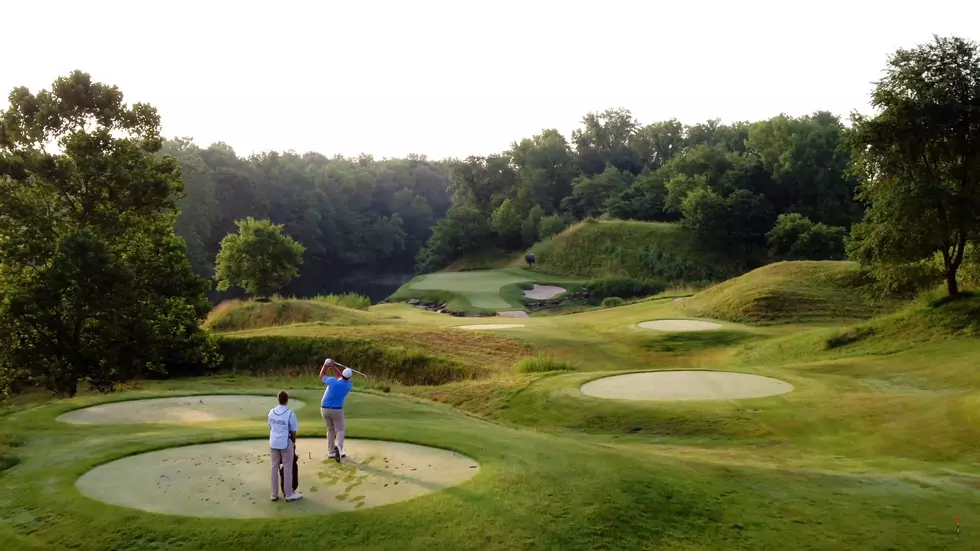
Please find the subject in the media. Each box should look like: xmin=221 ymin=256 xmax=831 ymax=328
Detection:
xmin=497 ymin=310 xmax=529 ymax=318
xmin=57 ymin=395 xmax=305 ymax=425
xmin=75 ymin=438 xmax=479 ymax=518
xmin=454 ymin=324 xmax=526 ymax=330
xmin=637 ymin=319 xmax=722 ymax=332
xmin=523 ymin=285 xmax=566 ymax=300
xmin=580 ymin=370 xmax=793 ymax=401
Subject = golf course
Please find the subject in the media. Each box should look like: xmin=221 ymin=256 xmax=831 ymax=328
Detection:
xmin=4 ymin=257 xmax=980 ymax=550
xmin=4 ymin=28 xmax=980 ymax=551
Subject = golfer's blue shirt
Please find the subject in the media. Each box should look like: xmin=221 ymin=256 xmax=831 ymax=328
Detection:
xmin=321 ymin=376 xmax=353 ymax=408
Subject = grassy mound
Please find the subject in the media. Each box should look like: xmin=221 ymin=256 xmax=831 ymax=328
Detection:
xmin=216 ymin=324 xmax=534 ymax=385
xmin=528 ymin=219 xmax=742 ymax=284
xmin=736 ymin=291 xmax=980 ymax=367
xmin=684 ymin=261 xmax=901 ymax=324
xmin=204 ymin=298 xmax=380 ymax=332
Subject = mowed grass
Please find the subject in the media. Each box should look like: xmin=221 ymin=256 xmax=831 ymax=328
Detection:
xmin=683 ymin=260 xmax=903 ymax=324
xmin=3 ymin=380 xmax=979 ymax=550
xmin=389 ymin=268 xmax=583 ymax=312
xmin=529 ymin=219 xmax=744 ymax=284
xmin=6 ymin=271 xmax=980 ymax=549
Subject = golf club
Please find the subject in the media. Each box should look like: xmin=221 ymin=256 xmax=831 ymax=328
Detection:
xmin=324 ymin=358 xmax=369 ymax=378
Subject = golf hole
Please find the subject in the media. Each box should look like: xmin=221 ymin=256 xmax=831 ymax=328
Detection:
xmin=76 ymin=438 xmax=480 ymax=518
xmin=454 ymin=324 xmax=526 ymax=330
xmin=580 ymin=370 xmax=793 ymax=401
xmin=57 ymin=395 xmax=306 ymax=425
xmin=637 ymin=319 xmax=722 ymax=332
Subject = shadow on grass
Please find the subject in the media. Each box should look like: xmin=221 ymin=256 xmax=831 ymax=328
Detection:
xmin=638 ymin=330 xmax=759 ymax=353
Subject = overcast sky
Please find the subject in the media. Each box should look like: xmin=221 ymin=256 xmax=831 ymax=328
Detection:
xmin=3 ymin=0 xmax=978 ymax=159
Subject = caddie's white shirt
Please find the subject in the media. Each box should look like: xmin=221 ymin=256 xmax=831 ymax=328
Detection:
xmin=268 ymin=405 xmax=298 ymax=450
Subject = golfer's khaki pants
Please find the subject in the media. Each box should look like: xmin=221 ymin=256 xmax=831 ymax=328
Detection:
xmin=321 ymin=407 xmax=346 ymax=453
xmin=270 ymin=440 xmax=294 ymax=498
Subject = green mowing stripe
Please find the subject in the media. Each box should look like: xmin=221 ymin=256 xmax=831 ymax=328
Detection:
xmin=394 ymin=269 xmax=585 ymax=312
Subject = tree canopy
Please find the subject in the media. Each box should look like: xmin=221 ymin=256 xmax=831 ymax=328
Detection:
xmin=847 ymin=35 xmax=980 ymax=296
xmin=0 ymin=72 xmax=217 ymax=397
xmin=214 ymin=218 xmax=306 ymax=299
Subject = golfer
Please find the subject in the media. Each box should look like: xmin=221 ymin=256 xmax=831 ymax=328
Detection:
xmin=319 ymin=358 xmax=354 ymax=462
xmin=268 ymin=391 xmax=302 ymax=501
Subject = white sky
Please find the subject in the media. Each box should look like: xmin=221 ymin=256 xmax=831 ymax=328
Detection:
xmin=3 ymin=0 xmax=978 ymax=159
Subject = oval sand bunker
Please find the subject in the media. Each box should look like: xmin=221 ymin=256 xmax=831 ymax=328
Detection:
xmin=580 ymin=371 xmax=793 ymax=401
xmin=637 ymin=319 xmax=722 ymax=331
xmin=455 ymin=323 xmax=525 ymax=330
xmin=58 ymin=395 xmax=306 ymax=425
xmin=76 ymin=438 xmax=479 ymax=518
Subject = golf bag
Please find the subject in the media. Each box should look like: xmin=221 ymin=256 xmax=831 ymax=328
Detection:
xmin=279 ymin=441 xmax=299 ymax=494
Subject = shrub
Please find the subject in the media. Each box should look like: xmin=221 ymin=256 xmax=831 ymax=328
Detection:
xmin=312 ymin=292 xmax=371 ymax=310
xmin=515 ymin=356 xmax=574 ymax=373
xmin=601 ymin=297 xmax=625 ymax=308
xmin=587 ymin=276 xmax=666 ymax=303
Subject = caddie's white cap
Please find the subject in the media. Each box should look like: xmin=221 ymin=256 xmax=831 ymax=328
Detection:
xmin=342 ymin=368 xmax=352 ymax=378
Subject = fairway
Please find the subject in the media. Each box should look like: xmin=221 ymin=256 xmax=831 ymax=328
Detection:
xmin=58 ymin=395 xmax=306 ymax=425
xmin=390 ymin=268 xmax=583 ymax=312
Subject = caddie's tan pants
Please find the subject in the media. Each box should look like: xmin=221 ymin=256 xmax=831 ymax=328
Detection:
xmin=321 ymin=407 xmax=346 ymax=454
xmin=270 ymin=439 xmax=294 ymax=499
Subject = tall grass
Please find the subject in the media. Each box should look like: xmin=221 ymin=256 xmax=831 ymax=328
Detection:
xmin=216 ymin=335 xmax=485 ymax=385
xmin=311 ymin=292 xmax=372 ymax=310
xmin=515 ymin=355 xmax=574 ymax=373
xmin=204 ymin=298 xmax=378 ymax=332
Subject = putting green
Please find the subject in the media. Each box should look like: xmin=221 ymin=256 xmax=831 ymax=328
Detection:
xmin=406 ymin=271 xmax=533 ymax=309
xmin=57 ymin=395 xmax=305 ymax=425
xmin=75 ymin=438 xmax=480 ymax=518
xmin=580 ymin=370 xmax=793 ymax=401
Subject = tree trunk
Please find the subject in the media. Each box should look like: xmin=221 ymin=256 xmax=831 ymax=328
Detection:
xmin=946 ymin=270 xmax=960 ymax=297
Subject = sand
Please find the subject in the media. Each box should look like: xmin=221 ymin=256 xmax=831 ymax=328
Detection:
xmin=637 ymin=319 xmax=722 ymax=331
xmin=498 ymin=310 xmax=530 ymax=318
xmin=57 ymin=395 xmax=306 ymax=425
xmin=75 ymin=438 xmax=479 ymax=518
xmin=454 ymin=324 xmax=526 ymax=330
xmin=523 ymin=284 xmax=566 ymax=300
xmin=580 ymin=370 xmax=793 ymax=401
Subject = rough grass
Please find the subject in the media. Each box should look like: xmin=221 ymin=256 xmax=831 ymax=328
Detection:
xmin=515 ymin=355 xmax=574 ymax=373
xmin=311 ymin=292 xmax=372 ymax=310
xmin=529 ymin=220 xmax=742 ymax=284
xmin=684 ymin=261 xmax=902 ymax=324
xmin=203 ymin=298 xmax=381 ymax=332
xmin=217 ymin=324 xmax=535 ymax=384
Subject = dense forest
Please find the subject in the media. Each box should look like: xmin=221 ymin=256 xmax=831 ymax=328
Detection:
xmin=171 ymin=109 xmax=859 ymax=298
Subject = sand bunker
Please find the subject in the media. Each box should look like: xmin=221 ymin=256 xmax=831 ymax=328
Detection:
xmin=57 ymin=395 xmax=306 ymax=425
xmin=580 ymin=370 xmax=793 ymax=401
xmin=523 ymin=284 xmax=566 ymax=300
xmin=454 ymin=324 xmax=526 ymax=330
xmin=76 ymin=438 xmax=479 ymax=518
xmin=498 ymin=310 xmax=529 ymax=318
xmin=637 ymin=319 xmax=722 ymax=332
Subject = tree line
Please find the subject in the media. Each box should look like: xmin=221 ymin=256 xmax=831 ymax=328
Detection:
xmin=2 ymin=35 xmax=979 ymax=399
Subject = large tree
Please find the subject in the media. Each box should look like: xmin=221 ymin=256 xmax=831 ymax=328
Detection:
xmin=214 ymin=217 xmax=306 ymax=299
xmin=0 ymin=71 xmax=218 ymax=397
xmin=848 ymin=36 xmax=980 ymax=296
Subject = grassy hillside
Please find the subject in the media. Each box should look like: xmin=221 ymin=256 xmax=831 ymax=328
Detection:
xmin=203 ymin=298 xmax=382 ymax=332
xmin=528 ymin=219 xmax=743 ymax=284
xmin=683 ymin=261 xmax=901 ymax=324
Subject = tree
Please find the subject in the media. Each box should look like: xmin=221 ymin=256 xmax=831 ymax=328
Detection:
xmin=214 ymin=218 xmax=306 ymax=298
xmin=0 ymin=71 xmax=218 ymax=397
xmin=680 ymin=187 xmax=730 ymax=249
xmin=768 ymin=213 xmax=845 ymax=260
xmin=538 ymin=213 xmax=568 ymax=240
xmin=848 ymin=36 xmax=980 ymax=296
xmin=563 ymin=165 xmax=630 ymax=218
xmin=415 ymin=206 xmax=492 ymax=272
xmin=491 ymin=198 xmax=523 ymax=249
